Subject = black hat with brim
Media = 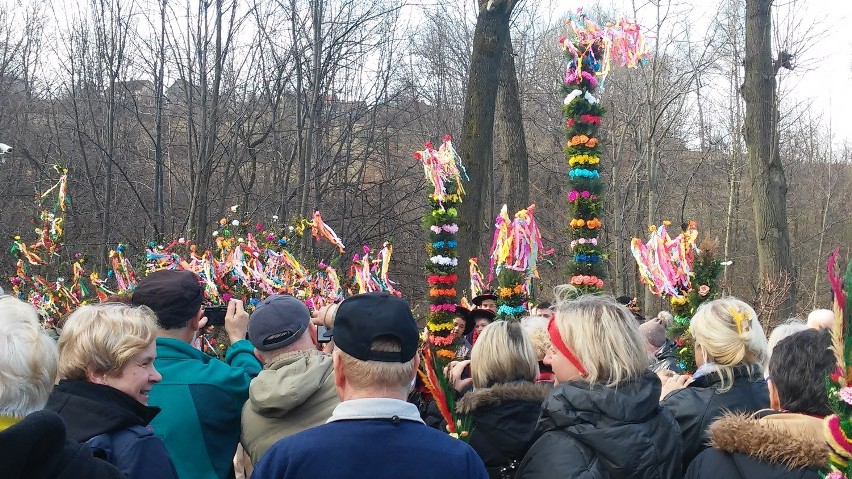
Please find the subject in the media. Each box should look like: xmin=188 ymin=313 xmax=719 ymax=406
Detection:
xmin=472 ymin=293 xmax=497 ymax=306
xmin=333 ymin=292 xmax=418 ymax=363
xmin=469 ymin=308 xmax=496 ymax=323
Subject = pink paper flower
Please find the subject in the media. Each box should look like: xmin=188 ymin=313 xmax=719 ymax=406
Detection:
xmin=838 ymin=387 xmax=852 ymax=406
xmin=698 ymin=285 xmax=710 ymax=297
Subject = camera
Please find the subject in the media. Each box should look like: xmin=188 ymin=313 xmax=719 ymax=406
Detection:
xmin=204 ymin=305 xmax=227 ymax=326
xmin=316 ymin=325 xmax=331 ymax=344
xmin=0 ymin=143 xmax=12 ymax=154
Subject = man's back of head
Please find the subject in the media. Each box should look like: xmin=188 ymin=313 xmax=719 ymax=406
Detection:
xmin=132 ymin=269 xmax=204 ymax=335
xmin=331 ymin=292 xmax=420 ymax=400
xmin=248 ymin=294 xmax=313 ymax=362
xmin=807 ymin=308 xmax=835 ymax=330
xmin=769 ymin=328 xmax=835 ymax=416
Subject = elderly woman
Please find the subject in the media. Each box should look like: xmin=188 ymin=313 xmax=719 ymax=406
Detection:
xmin=45 ymin=303 xmax=178 ymax=479
xmin=516 ymin=291 xmax=682 ymax=478
xmin=0 ymin=295 xmax=124 ymax=479
xmin=454 ymin=321 xmax=549 ymax=478
xmin=660 ymin=297 xmax=769 ymax=470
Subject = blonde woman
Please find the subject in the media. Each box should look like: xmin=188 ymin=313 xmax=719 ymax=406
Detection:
xmin=45 ymin=304 xmax=178 ymax=479
xmin=516 ymin=292 xmax=681 ymax=478
xmin=455 ymin=321 xmax=549 ymax=478
xmin=660 ymin=297 xmax=769 ymax=470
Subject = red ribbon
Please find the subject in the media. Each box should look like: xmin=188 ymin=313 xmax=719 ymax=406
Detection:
xmin=548 ymin=317 xmax=587 ymax=377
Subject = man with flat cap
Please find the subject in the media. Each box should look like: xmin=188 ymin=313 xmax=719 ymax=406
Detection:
xmin=252 ymin=291 xmax=487 ymax=479
xmin=132 ymin=269 xmax=262 ymax=479
xmin=240 ymin=294 xmax=338 ymax=466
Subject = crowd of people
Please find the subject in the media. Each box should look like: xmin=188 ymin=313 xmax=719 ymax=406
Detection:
xmin=0 ymin=272 xmax=842 ymax=478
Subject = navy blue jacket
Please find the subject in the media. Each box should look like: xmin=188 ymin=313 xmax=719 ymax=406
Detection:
xmin=253 ymin=417 xmax=488 ymax=479
xmin=45 ymin=380 xmax=178 ymax=479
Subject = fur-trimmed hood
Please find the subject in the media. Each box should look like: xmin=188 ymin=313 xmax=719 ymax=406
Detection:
xmin=709 ymin=411 xmax=829 ymax=469
xmin=456 ymin=381 xmax=549 ymax=414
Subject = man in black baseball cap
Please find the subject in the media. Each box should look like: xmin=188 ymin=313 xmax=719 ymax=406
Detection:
xmin=241 ymin=295 xmax=338 ymax=465
xmin=252 ymin=292 xmax=488 ymax=479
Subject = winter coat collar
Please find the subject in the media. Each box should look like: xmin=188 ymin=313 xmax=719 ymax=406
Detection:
xmin=456 ymin=381 xmax=549 ymax=415
xmin=709 ymin=410 xmax=828 ymax=469
xmin=690 ymin=363 xmax=763 ymax=389
xmin=248 ymin=348 xmax=335 ymax=416
xmin=155 ymin=336 xmax=208 ymax=360
xmin=47 ymin=380 xmax=159 ymax=442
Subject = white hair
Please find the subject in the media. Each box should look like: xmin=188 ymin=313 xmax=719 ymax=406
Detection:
xmin=765 ymin=318 xmax=807 ymax=377
xmin=0 ymin=296 xmax=58 ymax=418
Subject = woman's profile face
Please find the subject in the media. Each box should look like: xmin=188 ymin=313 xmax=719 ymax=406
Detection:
xmin=107 ymin=341 xmax=162 ymax=405
xmin=544 ymin=344 xmax=583 ymax=384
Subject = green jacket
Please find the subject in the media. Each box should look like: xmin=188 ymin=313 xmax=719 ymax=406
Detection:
xmin=240 ymin=349 xmax=339 ymax=464
xmin=149 ymin=337 xmax=262 ymax=479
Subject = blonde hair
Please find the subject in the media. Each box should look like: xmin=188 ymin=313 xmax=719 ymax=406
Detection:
xmin=690 ymin=297 xmax=767 ymax=391
xmin=57 ymin=303 xmax=158 ymax=381
xmin=521 ymin=315 xmax=551 ymax=362
xmin=471 ymin=321 xmax=539 ymax=388
xmin=0 ymin=296 xmax=58 ymax=418
xmin=336 ymin=337 xmax=417 ymax=391
xmin=552 ymin=287 xmax=650 ymax=387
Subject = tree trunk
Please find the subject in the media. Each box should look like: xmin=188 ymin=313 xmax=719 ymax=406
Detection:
xmin=743 ymin=0 xmax=796 ymax=323
xmin=497 ymin=29 xmax=528 ymax=213
xmin=458 ymin=0 xmax=515 ymax=291
xmin=154 ymin=0 xmax=166 ymax=238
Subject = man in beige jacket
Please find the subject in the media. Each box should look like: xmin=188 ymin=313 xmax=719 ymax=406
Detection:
xmin=240 ymin=295 xmax=339 ymax=465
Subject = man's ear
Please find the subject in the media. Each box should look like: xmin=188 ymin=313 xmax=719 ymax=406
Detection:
xmin=768 ymin=378 xmax=781 ymax=410
xmin=411 ymin=353 xmax=421 ymax=376
xmin=191 ymin=307 xmax=205 ymax=331
xmin=332 ymin=351 xmax=345 ymax=400
xmin=253 ymin=348 xmax=265 ymax=364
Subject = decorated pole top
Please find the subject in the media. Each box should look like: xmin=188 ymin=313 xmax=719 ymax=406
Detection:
xmin=560 ymin=9 xmax=648 ymax=87
xmin=490 ymin=204 xmax=547 ymax=320
xmin=414 ymin=135 xmax=468 ymax=205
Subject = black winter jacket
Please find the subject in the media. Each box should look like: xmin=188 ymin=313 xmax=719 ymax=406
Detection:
xmin=456 ymin=382 xmax=549 ymax=479
xmin=651 ymin=339 xmax=683 ymax=374
xmin=661 ymin=363 xmax=769 ymax=470
xmin=0 ymin=410 xmax=125 ymax=479
xmin=516 ymin=371 xmax=682 ymax=479
xmin=684 ymin=410 xmax=827 ymax=479
xmin=45 ymin=380 xmax=178 ymax=479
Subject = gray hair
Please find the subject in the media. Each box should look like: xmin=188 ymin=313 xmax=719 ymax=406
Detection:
xmin=0 ymin=296 xmax=58 ymax=418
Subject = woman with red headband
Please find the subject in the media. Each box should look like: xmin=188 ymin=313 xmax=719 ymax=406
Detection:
xmin=515 ymin=290 xmax=682 ymax=478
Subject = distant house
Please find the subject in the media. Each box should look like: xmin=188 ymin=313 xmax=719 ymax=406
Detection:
xmin=165 ymin=79 xmax=203 ymax=105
